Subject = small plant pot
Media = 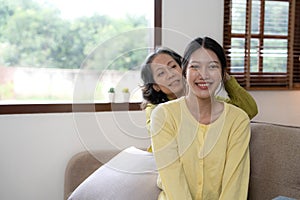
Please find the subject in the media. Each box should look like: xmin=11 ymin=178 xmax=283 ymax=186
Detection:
xmin=108 ymin=93 xmax=115 ymax=102
xmin=122 ymin=92 xmax=130 ymax=102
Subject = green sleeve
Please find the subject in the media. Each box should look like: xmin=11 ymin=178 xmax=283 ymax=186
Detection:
xmin=223 ymin=76 xmax=258 ymax=119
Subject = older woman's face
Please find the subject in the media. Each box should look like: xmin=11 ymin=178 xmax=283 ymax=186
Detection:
xmin=150 ymin=53 xmax=184 ymax=99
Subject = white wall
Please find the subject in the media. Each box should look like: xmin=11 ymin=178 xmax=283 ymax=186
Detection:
xmin=1 ymin=1 xmax=300 ymax=200
xmin=161 ymin=0 xmax=224 ymax=55
xmin=0 ymin=111 xmax=149 ymax=200
xmin=250 ymin=90 xmax=300 ymax=126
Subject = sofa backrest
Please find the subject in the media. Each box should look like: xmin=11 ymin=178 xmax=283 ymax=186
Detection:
xmin=248 ymin=122 xmax=300 ymax=200
xmin=64 ymin=122 xmax=300 ymax=200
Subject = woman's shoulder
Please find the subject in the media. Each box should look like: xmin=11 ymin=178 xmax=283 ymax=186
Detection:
xmin=145 ymin=103 xmax=157 ymax=118
xmin=156 ymin=97 xmax=184 ymax=109
xmin=224 ymin=102 xmax=249 ymax=120
xmin=145 ymin=103 xmax=157 ymax=111
xmin=151 ymin=98 xmax=185 ymax=118
xmin=151 ymin=98 xmax=185 ymax=125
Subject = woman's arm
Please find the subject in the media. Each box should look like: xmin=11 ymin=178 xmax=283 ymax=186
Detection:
xmin=145 ymin=104 xmax=157 ymax=152
xmin=223 ymin=74 xmax=258 ymax=119
xmin=150 ymin=105 xmax=193 ymax=200
xmin=219 ymin=114 xmax=251 ymax=200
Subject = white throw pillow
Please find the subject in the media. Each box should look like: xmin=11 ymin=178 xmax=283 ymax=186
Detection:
xmin=68 ymin=146 xmax=161 ymax=200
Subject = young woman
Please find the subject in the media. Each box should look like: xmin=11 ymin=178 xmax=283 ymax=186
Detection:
xmin=141 ymin=47 xmax=257 ymax=152
xmin=150 ymin=37 xmax=250 ymax=199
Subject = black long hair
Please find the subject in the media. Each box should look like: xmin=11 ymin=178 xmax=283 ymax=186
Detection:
xmin=140 ymin=47 xmax=182 ymax=109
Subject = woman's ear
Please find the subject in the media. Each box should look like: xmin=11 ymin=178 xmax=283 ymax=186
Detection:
xmin=152 ymin=84 xmax=161 ymax=92
xmin=223 ymin=71 xmax=230 ymax=82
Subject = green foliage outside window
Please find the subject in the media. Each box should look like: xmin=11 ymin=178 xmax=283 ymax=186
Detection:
xmin=0 ymin=0 xmax=148 ymax=70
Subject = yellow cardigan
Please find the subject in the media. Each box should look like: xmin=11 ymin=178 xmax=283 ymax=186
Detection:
xmin=145 ymin=76 xmax=257 ymax=152
xmin=150 ymin=98 xmax=250 ymax=200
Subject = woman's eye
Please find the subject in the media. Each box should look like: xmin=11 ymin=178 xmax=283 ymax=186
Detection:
xmin=190 ymin=65 xmax=200 ymax=69
xmin=157 ymin=71 xmax=164 ymax=77
xmin=171 ymin=65 xmax=177 ymax=69
xmin=209 ymin=64 xmax=219 ymax=69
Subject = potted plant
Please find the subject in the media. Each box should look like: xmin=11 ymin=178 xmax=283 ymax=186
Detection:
xmin=122 ymin=87 xmax=130 ymax=102
xmin=108 ymin=87 xmax=115 ymax=102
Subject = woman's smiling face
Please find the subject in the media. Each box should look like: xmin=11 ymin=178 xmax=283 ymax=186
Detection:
xmin=151 ymin=53 xmax=184 ymax=99
xmin=186 ymin=48 xmax=222 ymax=99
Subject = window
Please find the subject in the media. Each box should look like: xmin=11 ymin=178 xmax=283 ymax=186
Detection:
xmin=0 ymin=0 xmax=162 ymax=114
xmin=223 ymin=0 xmax=300 ymax=89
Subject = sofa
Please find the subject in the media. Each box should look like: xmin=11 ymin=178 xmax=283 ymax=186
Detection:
xmin=64 ymin=122 xmax=300 ymax=200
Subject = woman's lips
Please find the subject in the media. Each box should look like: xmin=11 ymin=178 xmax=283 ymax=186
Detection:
xmin=196 ymin=82 xmax=210 ymax=90
xmin=169 ymin=79 xmax=181 ymax=87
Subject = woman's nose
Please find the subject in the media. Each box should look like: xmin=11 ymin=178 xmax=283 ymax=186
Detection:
xmin=197 ymin=68 xmax=209 ymax=79
xmin=166 ymin=68 xmax=176 ymax=78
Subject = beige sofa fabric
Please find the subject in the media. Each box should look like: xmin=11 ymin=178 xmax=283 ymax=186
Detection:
xmin=248 ymin=122 xmax=300 ymax=200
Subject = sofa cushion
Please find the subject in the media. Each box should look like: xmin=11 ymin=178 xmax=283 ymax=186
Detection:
xmin=67 ymin=146 xmax=161 ymax=200
xmin=248 ymin=122 xmax=300 ymax=200
xmin=64 ymin=150 xmax=120 ymax=199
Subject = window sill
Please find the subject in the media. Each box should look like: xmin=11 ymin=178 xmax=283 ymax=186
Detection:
xmin=0 ymin=103 xmax=142 ymax=115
